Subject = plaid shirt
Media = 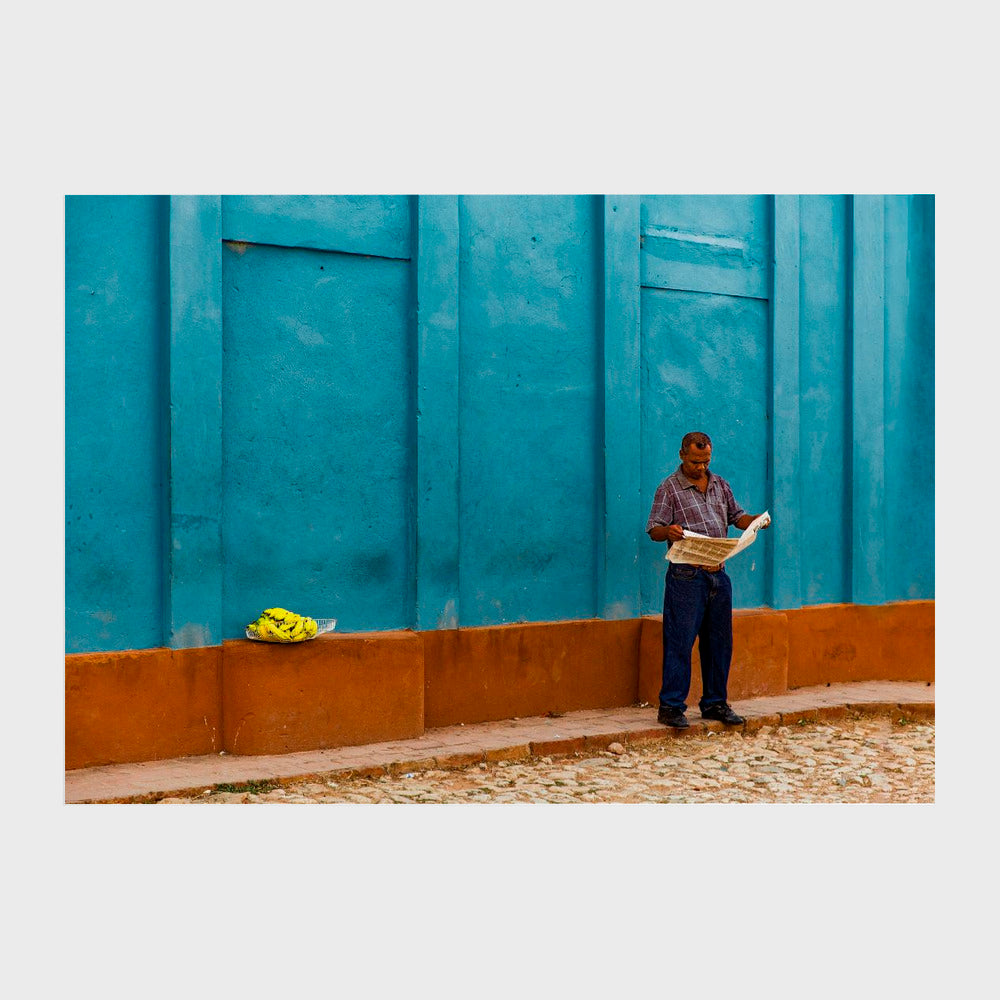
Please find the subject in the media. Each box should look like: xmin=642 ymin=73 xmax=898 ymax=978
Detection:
xmin=646 ymin=467 xmax=747 ymax=545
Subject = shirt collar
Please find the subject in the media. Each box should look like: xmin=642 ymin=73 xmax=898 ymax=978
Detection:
xmin=674 ymin=465 xmax=713 ymax=490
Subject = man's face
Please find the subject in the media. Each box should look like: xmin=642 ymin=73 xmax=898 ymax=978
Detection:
xmin=680 ymin=444 xmax=711 ymax=481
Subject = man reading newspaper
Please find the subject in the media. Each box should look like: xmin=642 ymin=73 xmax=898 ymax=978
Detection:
xmin=646 ymin=431 xmax=771 ymax=729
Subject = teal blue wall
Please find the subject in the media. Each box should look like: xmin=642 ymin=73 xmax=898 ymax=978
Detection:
xmin=221 ymin=239 xmax=414 ymax=635
xmin=798 ymin=194 xmax=851 ymax=603
xmin=457 ymin=196 xmax=601 ymax=625
xmin=65 ymin=196 xmax=168 ymax=653
xmin=883 ymin=195 xmax=934 ymax=601
xmin=65 ymin=194 xmax=935 ymax=653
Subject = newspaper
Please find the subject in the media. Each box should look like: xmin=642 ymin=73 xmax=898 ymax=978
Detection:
xmin=666 ymin=511 xmax=771 ymax=565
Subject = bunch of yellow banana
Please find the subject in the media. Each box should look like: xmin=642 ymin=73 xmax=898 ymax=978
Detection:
xmin=246 ymin=607 xmax=319 ymax=643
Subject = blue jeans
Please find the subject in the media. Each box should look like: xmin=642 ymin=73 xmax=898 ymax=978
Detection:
xmin=659 ymin=563 xmax=733 ymax=713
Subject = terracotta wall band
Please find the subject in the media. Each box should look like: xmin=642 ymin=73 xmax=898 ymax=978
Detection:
xmin=66 ymin=602 xmax=934 ymax=769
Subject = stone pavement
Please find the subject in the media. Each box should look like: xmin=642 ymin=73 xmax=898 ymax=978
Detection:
xmin=65 ymin=680 xmax=934 ymax=803
xmin=171 ymin=716 xmax=932 ymax=804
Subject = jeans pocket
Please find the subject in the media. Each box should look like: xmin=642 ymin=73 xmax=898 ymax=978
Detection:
xmin=671 ymin=565 xmax=697 ymax=581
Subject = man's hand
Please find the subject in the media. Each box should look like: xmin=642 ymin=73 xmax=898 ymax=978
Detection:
xmin=665 ymin=524 xmax=685 ymax=542
xmin=735 ymin=513 xmax=770 ymax=531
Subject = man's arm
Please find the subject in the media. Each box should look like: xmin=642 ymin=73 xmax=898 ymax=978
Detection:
xmin=648 ymin=524 xmax=685 ymax=542
xmin=734 ymin=513 xmax=769 ymax=531
xmin=646 ymin=481 xmax=683 ymax=543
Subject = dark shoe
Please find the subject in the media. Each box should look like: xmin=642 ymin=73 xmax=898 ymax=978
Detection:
xmin=657 ymin=707 xmax=690 ymax=729
xmin=700 ymin=702 xmax=745 ymax=725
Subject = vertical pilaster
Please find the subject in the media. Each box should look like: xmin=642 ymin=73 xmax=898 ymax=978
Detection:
xmin=770 ymin=195 xmax=802 ymax=609
xmin=601 ymin=195 xmax=642 ymax=619
xmin=166 ymin=196 xmax=223 ymax=648
xmin=415 ymin=196 xmax=461 ymax=629
xmin=851 ymin=194 xmax=887 ymax=604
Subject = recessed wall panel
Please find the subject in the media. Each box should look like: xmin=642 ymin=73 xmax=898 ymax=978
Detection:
xmin=221 ymin=243 xmax=412 ymax=634
xmin=640 ymin=287 xmax=769 ymax=613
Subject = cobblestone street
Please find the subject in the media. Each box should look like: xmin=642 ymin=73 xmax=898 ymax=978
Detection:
xmin=154 ymin=717 xmax=933 ymax=804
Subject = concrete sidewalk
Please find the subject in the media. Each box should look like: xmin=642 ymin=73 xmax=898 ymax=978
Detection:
xmin=65 ymin=680 xmax=934 ymax=803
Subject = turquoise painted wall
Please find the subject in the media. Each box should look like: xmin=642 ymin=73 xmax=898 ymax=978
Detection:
xmin=798 ymin=194 xmax=851 ymax=603
xmin=65 ymin=196 xmax=168 ymax=653
xmin=457 ymin=195 xmax=601 ymax=625
xmin=65 ymin=194 xmax=935 ymax=653
xmin=221 ymin=238 xmax=414 ymax=636
xmin=883 ymin=195 xmax=934 ymax=601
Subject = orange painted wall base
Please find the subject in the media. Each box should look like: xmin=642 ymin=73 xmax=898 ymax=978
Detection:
xmin=65 ymin=600 xmax=934 ymax=769
xmin=785 ymin=602 xmax=935 ymax=688
xmin=65 ymin=646 xmax=222 ymax=769
xmin=423 ymin=619 xmax=641 ymax=729
xmin=222 ymin=630 xmax=424 ymax=757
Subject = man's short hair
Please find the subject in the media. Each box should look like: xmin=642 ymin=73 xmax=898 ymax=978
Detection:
xmin=681 ymin=431 xmax=712 ymax=452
